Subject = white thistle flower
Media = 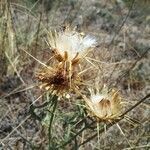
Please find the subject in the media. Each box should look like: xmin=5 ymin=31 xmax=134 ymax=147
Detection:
xmin=48 ymin=28 xmax=96 ymax=62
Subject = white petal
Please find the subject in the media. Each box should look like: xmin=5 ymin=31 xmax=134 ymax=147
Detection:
xmin=49 ymin=30 xmax=96 ymax=60
xmin=91 ymin=94 xmax=105 ymax=104
xmin=83 ymin=35 xmax=96 ymax=48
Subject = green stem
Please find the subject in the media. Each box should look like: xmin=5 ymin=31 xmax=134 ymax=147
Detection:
xmin=48 ymin=95 xmax=58 ymax=150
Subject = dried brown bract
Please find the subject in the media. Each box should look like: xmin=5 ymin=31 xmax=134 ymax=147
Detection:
xmin=36 ymin=62 xmax=80 ymax=97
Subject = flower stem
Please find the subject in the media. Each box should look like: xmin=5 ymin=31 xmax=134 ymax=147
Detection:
xmin=48 ymin=94 xmax=58 ymax=150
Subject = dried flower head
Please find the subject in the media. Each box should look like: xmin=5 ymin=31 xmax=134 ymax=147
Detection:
xmin=84 ymin=85 xmax=122 ymax=122
xmin=47 ymin=27 xmax=96 ymax=64
xmin=36 ymin=27 xmax=96 ymax=96
xmin=36 ymin=62 xmax=80 ymax=97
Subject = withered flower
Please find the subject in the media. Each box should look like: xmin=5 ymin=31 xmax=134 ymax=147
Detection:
xmin=36 ymin=27 xmax=96 ymax=96
xmin=84 ymin=85 xmax=122 ymax=122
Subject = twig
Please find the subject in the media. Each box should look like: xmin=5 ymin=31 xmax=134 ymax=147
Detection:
xmin=109 ymin=0 xmax=135 ymax=46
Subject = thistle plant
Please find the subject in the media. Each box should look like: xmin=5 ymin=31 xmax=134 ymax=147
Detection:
xmin=35 ymin=26 xmax=131 ymax=149
xmin=35 ymin=26 xmax=98 ymax=148
xmin=36 ymin=26 xmax=96 ymax=96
